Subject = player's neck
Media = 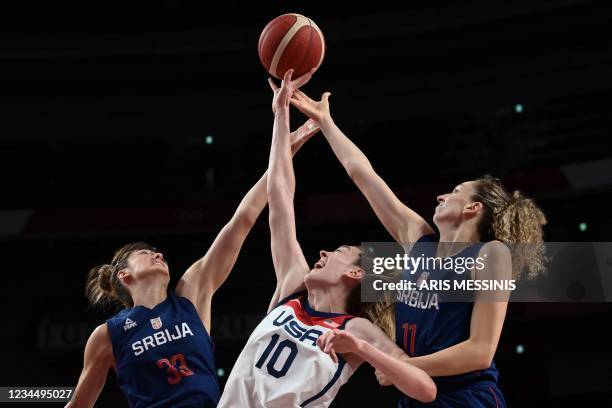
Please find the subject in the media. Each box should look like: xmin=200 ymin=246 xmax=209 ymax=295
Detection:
xmin=130 ymin=282 xmax=168 ymax=309
xmin=306 ymin=286 xmax=348 ymax=314
xmin=438 ymin=223 xmax=480 ymax=253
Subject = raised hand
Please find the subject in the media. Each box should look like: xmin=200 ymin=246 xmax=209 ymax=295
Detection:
xmin=268 ymin=68 xmax=315 ymax=114
xmin=290 ymin=89 xmax=331 ymax=123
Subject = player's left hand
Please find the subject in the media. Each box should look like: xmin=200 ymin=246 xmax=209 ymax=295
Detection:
xmin=317 ymin=329 xmax=362 ymax=364
xmin=268 ymin=68 xmax=315 ymax=113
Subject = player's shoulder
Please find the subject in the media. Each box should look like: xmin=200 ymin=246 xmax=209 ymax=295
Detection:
xmin=344 ymin=317 xmax=376 ymax=335
xmin=82 ymin=324 xmax=115 ymax=368
xmin=90 ymin=323 xmax=111 ymax=341
xmin=481 ymin=239 xmax=509 ymax=251
xmin=478 ymin=240 xmax=512 ymax=278
xmin=87 ymin=324 xmax=113 ymax=355
xmin=344 ymin=317 xmax=390 ymax=345
xmin=479 ymin=240 xmax=511 ymax=259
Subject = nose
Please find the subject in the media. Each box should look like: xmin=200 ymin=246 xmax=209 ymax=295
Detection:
xmin=319 ymin=250 xmax=329 ymax=258
xmin=153 ymin=252 xmax=164 ymax=261
xmin=437 ymin=194 xmax=447 ymax=203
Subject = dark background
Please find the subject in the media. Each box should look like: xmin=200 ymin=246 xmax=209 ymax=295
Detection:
xmin=1 ymin=0 xmax=612 ymax=406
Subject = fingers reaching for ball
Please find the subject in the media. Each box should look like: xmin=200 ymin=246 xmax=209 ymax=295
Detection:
xmin=290 ymin=68 xmax=316 ymax=90
xmin=290 ymin=90 xmax=332 ymax=123
xmin=281 ymin=69 xmax=294 ymax=86
xmin=280 ymin=68 xmax=313 ymax=93
xmin=268 ymin=77 xmax=279 ymax=92
xmin=273 ymin=68 xmax=318 ymax=111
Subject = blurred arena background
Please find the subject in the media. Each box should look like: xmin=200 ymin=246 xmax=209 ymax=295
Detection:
xmin=1 ymin=0 xmax=612 ymax=406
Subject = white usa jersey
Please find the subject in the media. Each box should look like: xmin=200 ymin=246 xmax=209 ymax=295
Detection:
xmin=218 ymin=292 xmax=356 ymax=408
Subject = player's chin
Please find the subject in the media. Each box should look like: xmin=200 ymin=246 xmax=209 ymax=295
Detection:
xmin=304 ymin=272 xmax=317 ymax=286
xmin=150 ymin=265 xmax=170 ymax=277
xmin=432 ymin=210 xmax=448 ymax=224
xmin=432 ymin=212 xmax=440 ymax=225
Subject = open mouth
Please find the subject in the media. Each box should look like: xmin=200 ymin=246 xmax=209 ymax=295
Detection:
xmin=314 ymin=261 xmax=324 ymax=269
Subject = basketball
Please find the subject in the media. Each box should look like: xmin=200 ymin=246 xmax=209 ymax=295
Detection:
xmin=258 ymin=13 xmax=325 ymax=80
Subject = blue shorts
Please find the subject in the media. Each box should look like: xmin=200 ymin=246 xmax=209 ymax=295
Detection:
xmin=398 ymin=381 xmax=506 ymax=408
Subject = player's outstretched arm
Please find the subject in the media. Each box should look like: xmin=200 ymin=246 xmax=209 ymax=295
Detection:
xmin=318 ymin=318 xmax=436 ymax=403
xmin=65 ymin=324 xmax=113 ymax=408
xmin=291 ymin=90 xmax=434 ymax=245
xmin=267 ymin=69 xmax=315 ymax=310
xmin=176 ymin=117 xmax=320 ymax=331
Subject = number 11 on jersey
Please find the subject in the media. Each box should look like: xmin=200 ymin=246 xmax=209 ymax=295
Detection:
xmin=402 ymin=323 xmax=417 ymax=356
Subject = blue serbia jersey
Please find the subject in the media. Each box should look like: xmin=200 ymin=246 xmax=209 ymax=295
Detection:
xmin=106 ymin=291 xmax=220 ymax=408
xmin=395 ymin=234 xmax=505 ymax=407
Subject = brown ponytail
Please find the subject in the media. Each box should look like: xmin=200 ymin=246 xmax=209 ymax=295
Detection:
xmin=85 ymin=242 xmax=156 ymax=309
xmin=473 ymin=176 xmax=547 ymax=279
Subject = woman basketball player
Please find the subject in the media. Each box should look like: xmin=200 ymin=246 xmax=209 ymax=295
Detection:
xmin=218 ymin=70 xmax=436 ymax=407
xmin=290 ymin=89 xmax=547 ymax=407
xmin=65 ymin=116 xmax=321 ymax=408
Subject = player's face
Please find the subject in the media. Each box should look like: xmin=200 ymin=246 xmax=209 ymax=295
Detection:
xmin=307 ymin=245 xmax=362 ymax=285
xmin=433 ymin=181 xmax=479 ymax=226
xmin=124 ymin=248 xmax=170 ymax=283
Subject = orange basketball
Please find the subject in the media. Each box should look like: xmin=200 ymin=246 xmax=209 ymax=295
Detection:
xmin=258 ymin=13 xmax=325 ymax=80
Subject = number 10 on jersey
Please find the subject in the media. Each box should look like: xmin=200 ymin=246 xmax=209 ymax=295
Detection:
xmin=255 ymin=334 xmax=298 ymax=378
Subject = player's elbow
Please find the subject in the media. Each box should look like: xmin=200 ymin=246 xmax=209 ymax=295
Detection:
xmin=419 ymin=379 xmax=437 ymax=403
xmin=473 ymin=345 xmax=495 ymax=370
xmin=407 ymin=376 xmax=436 ymax=403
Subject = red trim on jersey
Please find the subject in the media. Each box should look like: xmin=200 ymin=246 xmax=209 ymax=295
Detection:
xmin=284 ymin=298 xmax=354 ymax=330
xmin=488 ymin=386 xmax=500 ymax=408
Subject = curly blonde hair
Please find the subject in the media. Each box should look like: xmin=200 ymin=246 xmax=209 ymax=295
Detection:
xmin=472 ymin=176 xmax=547 ymax=279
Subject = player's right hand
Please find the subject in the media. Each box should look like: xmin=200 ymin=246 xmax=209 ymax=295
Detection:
xmin=290 ymin=89 xmax=332 ymax=123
